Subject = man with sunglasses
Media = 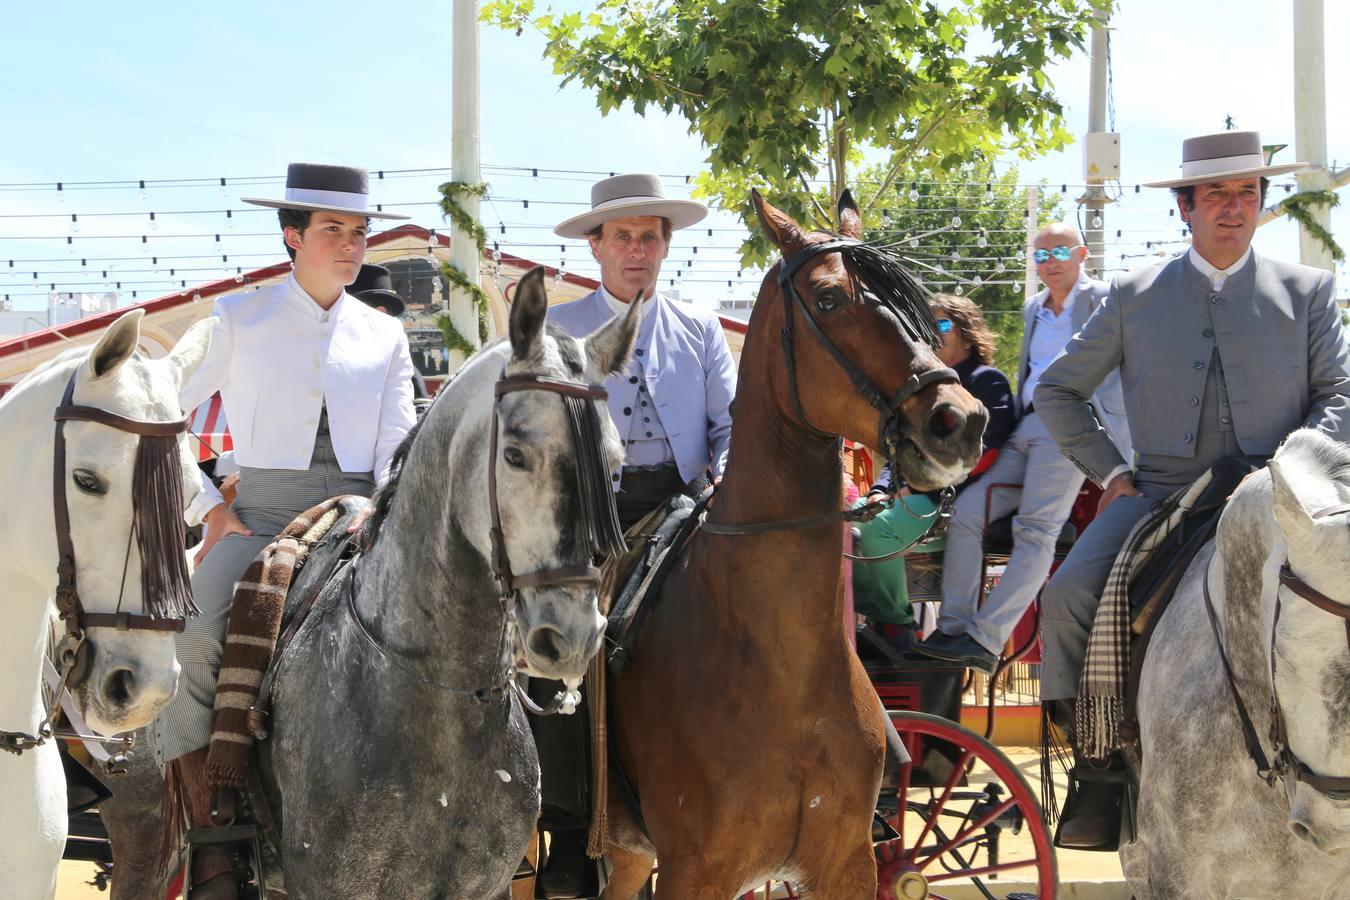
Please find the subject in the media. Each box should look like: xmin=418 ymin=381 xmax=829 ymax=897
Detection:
xmin=911 ymin=224 xmax=1130 ymax=675
xmin=1034 ymin=130 xmax=1350 ymax=849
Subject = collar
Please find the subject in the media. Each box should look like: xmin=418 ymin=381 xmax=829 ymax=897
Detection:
xmin=601 ymin=284 xmax=659 ymax=319
xmin=1188 ymin=246 xmax=1252 ymax=290
xmin=286 ymin=272 xmax=347 ymax=322
xmin=1037 ymin=276 xmax=1087 ymax=317
xmin=952 ymin=353 xmax=981 ymax=381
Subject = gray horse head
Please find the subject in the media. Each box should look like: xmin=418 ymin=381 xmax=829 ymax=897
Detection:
xmin=367 ymin=266 xmax=639 ymax=688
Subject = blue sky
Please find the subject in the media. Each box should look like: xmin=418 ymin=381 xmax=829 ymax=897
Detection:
xmin=0 ymin=0 xmax=1344 ymax=315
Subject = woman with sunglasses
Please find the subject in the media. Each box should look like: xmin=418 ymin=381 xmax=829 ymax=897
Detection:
xmin=853 ymin=295 xmax=1016 ymax=651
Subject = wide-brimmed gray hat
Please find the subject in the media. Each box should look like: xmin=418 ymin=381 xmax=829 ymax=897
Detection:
xmin=242 ymin=163 xmax=410 ymax=220
xmin=1143 ymin=131 xmax=1308 ymax=189
xmin=554 ymin=173 xmax=707 ymax=239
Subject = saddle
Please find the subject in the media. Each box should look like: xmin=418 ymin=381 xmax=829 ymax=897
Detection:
xmin=604 ymin=490 xmax=709 ymax=673
xmin=1123 ymin=456 xmax=1264 ymax=733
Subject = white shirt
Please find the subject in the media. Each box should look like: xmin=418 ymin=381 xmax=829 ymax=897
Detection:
xmin=1020 ymin=281 xmax=1081 ymax=410
xmin=601 ymin=284 xmax=658 ymax=320
xmin=1188 ymin=246 xmax=1252 ymax=291
xmin=180 ymin=275 xmax=416 ymax=523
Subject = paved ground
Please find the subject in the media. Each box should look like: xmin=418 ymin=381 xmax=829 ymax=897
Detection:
xmin=57 ymin=748 xmax=1128 ymax=899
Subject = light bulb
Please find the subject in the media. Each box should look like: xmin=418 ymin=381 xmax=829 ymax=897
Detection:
xmin=955 ymin=285 xmax=964 ymax=295
xmin=951 ymin=215 xmax=962 ymax=227
xmin=908 ymin=188 xmax=919 ymax=202
xmin=972 ymin=275 xmax=982 ymax=286
xmin=1016 ymin=248 xmax=1025 ymax=261
xmin=1014 ymin=281 xmax=1022 ymax=291
xmin=1091 ymin=214 xmax=1103 ymax=229
xmin=977 ymin=235 xmax=988 ymax=249
xmin=995 ymin=261 xmax=1005 ymax=273
xmin=908 ymin=238 xmax=918 ymax=248
xmin=951 ymin=250 xmax=961 ymax=261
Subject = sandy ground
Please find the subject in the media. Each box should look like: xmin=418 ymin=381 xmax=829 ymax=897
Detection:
xmin=57 ymin=747 xmax=1126 ymax=900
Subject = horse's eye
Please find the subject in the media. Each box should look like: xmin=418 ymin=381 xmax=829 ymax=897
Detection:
xmin=815 ymin=291 xmax=845 ymax=313
xmin=503 ymin=447 xmax=527 ymax=469
xmin=72 ymin=468 xmax=106 ymax=496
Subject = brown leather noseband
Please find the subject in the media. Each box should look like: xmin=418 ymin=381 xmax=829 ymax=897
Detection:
xmin=1204 ymin=502 xmax=1350 ymax=799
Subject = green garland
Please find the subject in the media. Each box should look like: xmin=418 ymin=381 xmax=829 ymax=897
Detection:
xmin=1281 ymin=189 xmax=1344 ymax=262
xmin=437 ymin=180 xmax=492 ymax=347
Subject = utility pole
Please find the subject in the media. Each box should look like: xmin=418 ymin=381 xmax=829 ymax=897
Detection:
xmin=1293 ymin=0 xmax=1333 ymax=272
xmin=1078 ymin=10 xmax=1117 ymax=281
xmin=448 ymin=0 xmax=483 ymax=367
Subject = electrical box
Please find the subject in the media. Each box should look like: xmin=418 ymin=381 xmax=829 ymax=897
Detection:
xmin=1083 ymin=132 xmax=1121 ymax=181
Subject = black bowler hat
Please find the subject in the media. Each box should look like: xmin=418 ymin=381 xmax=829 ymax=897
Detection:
xmin=348 ymin=264 xmax=406 ymax=316
xmin=241 ymin=163 xmax=409 ymax=220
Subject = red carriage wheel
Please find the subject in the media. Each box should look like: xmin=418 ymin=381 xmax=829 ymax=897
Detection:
xmin=875 ymin=711 xmax=1056 ymax=899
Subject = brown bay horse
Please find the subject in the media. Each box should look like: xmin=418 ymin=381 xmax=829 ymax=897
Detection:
xmin=599 ymin=191 xmax=987 ymax=898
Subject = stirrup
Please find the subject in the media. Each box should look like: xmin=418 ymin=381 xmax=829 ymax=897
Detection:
xmin=185 ymin=823 xmax=268 ymax=898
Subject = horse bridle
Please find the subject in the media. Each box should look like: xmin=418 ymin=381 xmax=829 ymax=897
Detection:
xmin=1 ymin=370 xmax=191 ymax=755
xmin=776 ymin=237 xmax=958 ymax=461
xmin=487 ymin=371 xmax=612 ymax=601
xmin=1204 ymin=502 xmax=1350 ymax=799
xmin=700 ymin=237 xmax=957 ymax=541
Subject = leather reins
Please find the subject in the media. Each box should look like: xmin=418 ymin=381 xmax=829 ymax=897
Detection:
xmin=1203 ymin=501 xmax=1350 ymax=798
xmin=2 ymin=370 xmax=191 ymax=755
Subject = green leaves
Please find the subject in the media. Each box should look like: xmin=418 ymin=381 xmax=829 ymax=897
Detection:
xmin=486 ymin=0 xmax=1102 ymax=260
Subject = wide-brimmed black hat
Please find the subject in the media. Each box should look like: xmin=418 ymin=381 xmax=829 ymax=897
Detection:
xmin=348 ymin=264 xmax=406 ymax=316
xmin=242 ymin=163 xmax=409 ymax=220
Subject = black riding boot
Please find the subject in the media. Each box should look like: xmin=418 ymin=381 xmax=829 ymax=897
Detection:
xmin=172 ymin=748 xmax=240 ymax=900
xmin=1055 ymin=751 xmax=1127 ymax=851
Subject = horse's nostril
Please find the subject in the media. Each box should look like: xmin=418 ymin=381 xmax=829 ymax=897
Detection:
xmin=526 ymin=627 xmax=566 ymax=664
xmin=927 ymin=405 xmax=963 ymax=440
xmin=104 ymin=667 xmax=136 ymax=708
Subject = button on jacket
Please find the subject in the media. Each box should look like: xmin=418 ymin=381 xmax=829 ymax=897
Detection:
xmin=181 ymin=275 xmax=416 ymax=521
xmin=547 ymin=289 xmax=736 ymax=486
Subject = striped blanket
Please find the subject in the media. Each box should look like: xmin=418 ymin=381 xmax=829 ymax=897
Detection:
xmin=205 ymin=497 xmax=348 ymax=788
xmin=1075 ymin=473 xmax=1211 ymax=762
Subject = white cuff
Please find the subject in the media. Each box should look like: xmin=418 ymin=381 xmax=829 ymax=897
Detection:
xmin=1101 ymin=463 xmax=1132 ymax=489
xmin=184 ymin=468 xmax=224 ymax=527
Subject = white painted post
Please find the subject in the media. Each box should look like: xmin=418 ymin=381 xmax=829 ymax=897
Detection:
xmin=448 ymin=0 xmax=484 ymax=367
xmin=1025 ymin=186 xmax=1039 ymax=303
xmin=1293 ymin=0 xmax=1333 ymax=272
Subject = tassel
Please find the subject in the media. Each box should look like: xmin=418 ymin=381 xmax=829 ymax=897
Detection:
xmin=134 ymin=433 xmax=197 ymax=618
xmin=585 ymin=650 xmax=609 ymax=859
xmin=1040 ymin=701 xmax=1073 ymax=827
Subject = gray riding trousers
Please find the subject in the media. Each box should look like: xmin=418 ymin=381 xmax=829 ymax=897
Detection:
xmin=154 ymin=410 xmax=373 ymax=764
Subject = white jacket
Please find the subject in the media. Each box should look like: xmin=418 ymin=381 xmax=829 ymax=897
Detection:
xmin=181 ymin=275 xmax=416 ymax=523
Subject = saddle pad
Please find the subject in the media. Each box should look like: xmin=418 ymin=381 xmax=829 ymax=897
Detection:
xmin=205 ymin=497 xmax=351 ymax=788
xmin=605 ymin=492 xmax=705 ymax=673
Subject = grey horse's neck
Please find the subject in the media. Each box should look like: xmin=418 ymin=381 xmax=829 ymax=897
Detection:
xmin=352 ymin=355 xmax=509 ymax=689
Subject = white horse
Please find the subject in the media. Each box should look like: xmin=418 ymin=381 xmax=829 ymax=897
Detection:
xmin=1126 ymin=429 xmax=1350 ymax=898
xmin=0 ymin=309 xmax=213 ymax=900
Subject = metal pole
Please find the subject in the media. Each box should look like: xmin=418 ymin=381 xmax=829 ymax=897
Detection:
xmin=1293 ymin=0 xmax=1333 ymax=271
xmin=449 ymin=0 xmax=483 ymax=366
xmin=1025 ymin=186 xmax=1039 ymax=303
xmin=1082 ymin=13 xmax=1109 ymax=279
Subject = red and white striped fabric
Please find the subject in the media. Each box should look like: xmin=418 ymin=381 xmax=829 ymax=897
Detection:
xmin=188 ymin=393 xmax=233 ymax=463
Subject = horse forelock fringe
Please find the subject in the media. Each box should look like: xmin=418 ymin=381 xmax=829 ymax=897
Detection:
xmin=1278 ymin=429 xmax=1350 ymax=493
xmin=840 ymin=240 xmax=942 ymax=349
xmin=563 ymin=394 xmax=627 ymax=559
xmin=134 ymin=434 xmax=197 ymax=618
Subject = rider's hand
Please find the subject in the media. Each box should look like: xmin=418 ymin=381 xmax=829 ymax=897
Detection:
xmin=346 ymin=507 xmax=373 ymax=535
xmin=1098 ymin=472 xmax=1142 ymax=514
xmin=194 ymin=503 xmax=253 ymax=566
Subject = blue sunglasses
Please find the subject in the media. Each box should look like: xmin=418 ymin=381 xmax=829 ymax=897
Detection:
xmin=936 ymin=318 xmax=953 ymax=334
xmin=1033 ymin=245 xmax=1075 ymax=264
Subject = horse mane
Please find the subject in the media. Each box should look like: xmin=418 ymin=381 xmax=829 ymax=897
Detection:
xmin=361 ymin=411 xmax=428 ymax=547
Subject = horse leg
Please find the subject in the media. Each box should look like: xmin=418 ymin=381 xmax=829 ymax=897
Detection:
xmin=599 ymin=845 xmax=655 ymax=899
xmin=792 ymin=839 xmax=877 ymax=900
xmin=0 ymin=744 xmax=66 ymax=900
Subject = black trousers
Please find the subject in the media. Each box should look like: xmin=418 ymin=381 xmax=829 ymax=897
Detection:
xmin=532 ymin=464 xmax=708 ymax=824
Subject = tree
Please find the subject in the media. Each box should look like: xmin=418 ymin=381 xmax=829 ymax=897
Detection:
xmin=828 ymin=161 xmax=1062 ymax=374
xmin=482 ymin=0 xmax=1109 ymax=265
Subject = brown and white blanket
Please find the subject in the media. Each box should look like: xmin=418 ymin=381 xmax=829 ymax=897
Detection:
xmin=205 ymin=497 xmax=349 ymax=788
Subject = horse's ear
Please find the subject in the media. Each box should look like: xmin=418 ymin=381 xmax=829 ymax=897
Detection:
xmin=838 ymin=188 xmax=862 ymax=240
xmin=1269 ymin=457 xmax=1316 ymax=545
xmin=162 ymin=316 xmax=216 ymax=386
xmin=752 ymin=189 xmax=804 ymax=251
xmin=585 ymin=294 xmax=640 ymax=377
xmin=84 ymin=309 xmax=143 ymax=381
xmin=510 ymin=267 xmax=549 ymax=360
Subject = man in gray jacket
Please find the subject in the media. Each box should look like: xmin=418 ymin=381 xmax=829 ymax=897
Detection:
xmin=1034 ymin=130 xmax=1350 ymax=848
xmin=911 ymin=223 xmax=1129 ymax=673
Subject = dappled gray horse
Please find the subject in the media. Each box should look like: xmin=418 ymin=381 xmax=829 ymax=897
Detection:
xmin=1125 ymin=429 xmax=1350 ymax=898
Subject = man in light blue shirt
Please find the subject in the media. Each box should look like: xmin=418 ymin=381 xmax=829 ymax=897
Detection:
xmin=533 ymin=174 xmax=738 ymax=896
xmin=548 ymin=173 xmax=737 ymax=528
xmin=911 ymin=223 xmax=1130 ymax=674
